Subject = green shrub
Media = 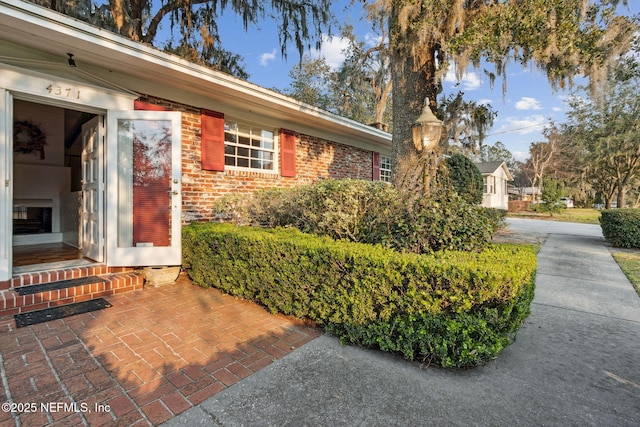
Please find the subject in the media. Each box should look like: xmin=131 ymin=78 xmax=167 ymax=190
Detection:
xmin=183 ymin=223 xmax=537 ymax=368
xmin=600 ymin=209 xmax=640 ymax=248
xmin=247 ymin=179 xmax=496 ymax=254
xmin=482 ymin=208 xmax=508 ymax=233
xmin=250 ymin=179 xmax=402 ymax=245
xmin=211 ymin=193 xmax=252 ymax=225
xmin=533 ymin=177 xmax=566 ymax=215
xmin=445 ymin=154 xmax=483 ymax=205
xmin=393 ymin=186 xmax=493 ymax=253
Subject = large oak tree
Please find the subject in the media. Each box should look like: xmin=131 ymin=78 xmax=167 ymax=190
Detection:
xmin=370 ymin=0 xmax=637 ymax=189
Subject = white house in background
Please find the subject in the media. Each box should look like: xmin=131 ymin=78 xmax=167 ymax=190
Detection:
xmin=475 ymin=161 xmax=513 ymax=210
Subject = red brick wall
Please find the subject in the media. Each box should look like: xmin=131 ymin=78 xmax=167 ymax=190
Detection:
xmin=137 ymin=95 xmax=376 ymax=223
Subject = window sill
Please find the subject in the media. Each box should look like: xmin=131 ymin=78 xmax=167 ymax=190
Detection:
xmin=224 ymin=167 xmax=280 ymax=179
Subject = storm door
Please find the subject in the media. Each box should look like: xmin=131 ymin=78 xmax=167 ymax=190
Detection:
xmin=106 ymin=111 xmax=182 ymax=267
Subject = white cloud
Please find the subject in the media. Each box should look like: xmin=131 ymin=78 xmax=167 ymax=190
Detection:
xmin=478 ymin=98 xmax=493 ymax=106
xmin=311 ymin=34 xmax=351 ymax=69
xmin=552 ymin=106 xmax=563 ymax=112
xmin=259 ymin=49 xmax=277 ymax=66
xmin=364 ymin=32 xmax=385 ymax=47
xmin=515 ymin=97 xmax=543 ymax=111
xmin=512 ymin=150 xmax=529 ymax=162
xmin=494 ymin=115 xmax=546 ymax=136
xmin=444 ymin=66 xmax=482 ymax=90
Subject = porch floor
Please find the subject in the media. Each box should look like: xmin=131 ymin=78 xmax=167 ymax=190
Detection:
xmin=12 ymin=242 xmax=84 ymax=267
xmin=0 ymin=273 xmax=321 ymax=426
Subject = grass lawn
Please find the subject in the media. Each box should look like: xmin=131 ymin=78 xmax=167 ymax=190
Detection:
xmin=611 ymin=252 xmax=640 ymax=297
xmin=508 ymin=208 xmax=601 ymax=225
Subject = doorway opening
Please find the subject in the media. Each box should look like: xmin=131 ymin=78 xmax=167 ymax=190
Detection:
xmin=12 ymin=99 xmax=99 ymax=272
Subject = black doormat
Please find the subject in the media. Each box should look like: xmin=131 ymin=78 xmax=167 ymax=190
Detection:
xmin=14 ymin=298 xmax=112 ymax=328
xmin=15 ymin=276 xmax=105 ymax=296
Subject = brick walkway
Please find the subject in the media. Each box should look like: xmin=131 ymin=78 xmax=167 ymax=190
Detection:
xmin=0 ymin=274 xmax=321 ymax=426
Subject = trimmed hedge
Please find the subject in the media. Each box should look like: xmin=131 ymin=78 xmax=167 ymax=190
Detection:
xmin=183 ymin=223 xmax=537 ymax=368
xmin=600 ymin=209 xmax=640 ymax=248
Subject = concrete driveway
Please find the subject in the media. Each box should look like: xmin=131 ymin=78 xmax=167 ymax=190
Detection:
xmin=165 ymin=219 xmax=640 ymax=427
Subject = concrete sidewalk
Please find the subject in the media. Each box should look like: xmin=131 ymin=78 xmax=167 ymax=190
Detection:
xmin=165 ymin=219 xmax=640 ymax=426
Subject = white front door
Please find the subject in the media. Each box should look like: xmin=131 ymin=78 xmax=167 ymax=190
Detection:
xmin=0 ymin=89 xmax=12 ymax=281
xmin=81 ymin=116 xmax=104 ymax=262
xmin=106 ymin=111 xmax=182 ymax=267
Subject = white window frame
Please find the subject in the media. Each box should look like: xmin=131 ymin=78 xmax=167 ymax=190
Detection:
xmin=380 ymin=155 xmax=392 ymax=183
xmin=484 ymin=175 xmax=496 ymax=194
xmin=224 ymin=119 xmax=278 ymax=173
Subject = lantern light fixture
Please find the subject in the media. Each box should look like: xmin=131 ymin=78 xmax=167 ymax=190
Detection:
xmin=411 ymin=100 xmax=443 ymax=152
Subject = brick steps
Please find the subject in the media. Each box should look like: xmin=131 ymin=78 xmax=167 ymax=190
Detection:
xmin=0 ymin=265 xmax=143 ymax=317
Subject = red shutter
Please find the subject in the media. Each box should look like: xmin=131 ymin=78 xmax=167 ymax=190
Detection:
xmin=280 ymin=129 xmax=297 ymax=177
xmin=201 ymin=109 xmax=225 ymax=171
xmin=134 ymin=100 xmax=169 ymax=111
xmin=372 ymin=152 xmax=381 ymax=181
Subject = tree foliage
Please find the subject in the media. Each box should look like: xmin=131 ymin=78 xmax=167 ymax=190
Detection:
xmin=163 ymin=43 xmax=249 ymax=79
xmin=285 ymin=24 xmax=393 ymax=128
xmin=29 ymin=0 xmax=331 ymax=73
xmin=438 ymin=92 xmax=497 ymax=156
xmin=285 ymin=55 xmax=334 ymax=110
xmin=516 ymin=122 xmax=576 ymax=201
xmin=332 ymin=24 xmax=393 ymax=128
xmin=533 ymin=176 xmax=566 ymax=215
xmin=445 ymin=154 xmax=483 ymax=205
xmin=564 ymin=53 xmax=640 ymax=208
xmin=370 ymin=0 xmax=638 ymax=190
xmin=478 ymin=142 xmax=516 ymax=171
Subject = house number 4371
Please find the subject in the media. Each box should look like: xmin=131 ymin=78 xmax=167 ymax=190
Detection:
xmin=46 ymin=84 xmax=80 ymax=99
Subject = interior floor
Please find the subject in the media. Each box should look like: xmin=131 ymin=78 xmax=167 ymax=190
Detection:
xmin=13 ymin=243 xmax=84 ymax=267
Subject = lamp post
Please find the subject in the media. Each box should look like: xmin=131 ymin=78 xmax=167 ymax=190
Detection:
xmin=411 ymin=100 xmax=443 ymax=195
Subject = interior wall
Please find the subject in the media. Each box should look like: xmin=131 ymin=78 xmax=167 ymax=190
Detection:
xmin=14 ymin=100 xmax=65 ymax=166
xmin=12 ymin=100 xmax=77 ymax=246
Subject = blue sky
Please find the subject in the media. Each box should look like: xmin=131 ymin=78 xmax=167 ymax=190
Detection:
xmin=190 ymin=1 xmax=639 ymax=161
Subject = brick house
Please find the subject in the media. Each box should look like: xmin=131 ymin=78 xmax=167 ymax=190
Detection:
xmin=0 ymin=1 xmax=391 ymax=287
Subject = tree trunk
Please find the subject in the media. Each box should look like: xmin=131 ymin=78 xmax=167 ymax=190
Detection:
xmin=374 ymin=80 xmax=392 ymax=126
xmin=389 ymin=41 xmax=439 ymax=193
xmin=616 ymin=179 xmax=626 ymax=208
xmin=616 ymin=156 xmax=640 ymax=209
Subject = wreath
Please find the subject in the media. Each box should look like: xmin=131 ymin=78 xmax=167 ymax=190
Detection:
xmin=14 ymin=120 xmax=47 ymax=160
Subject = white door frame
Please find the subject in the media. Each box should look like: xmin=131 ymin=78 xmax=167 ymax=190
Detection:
xmin=0 ymin=89 xmax=13 ymax=281
xmin=0 ymin=62 xmax=137 ymax=280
